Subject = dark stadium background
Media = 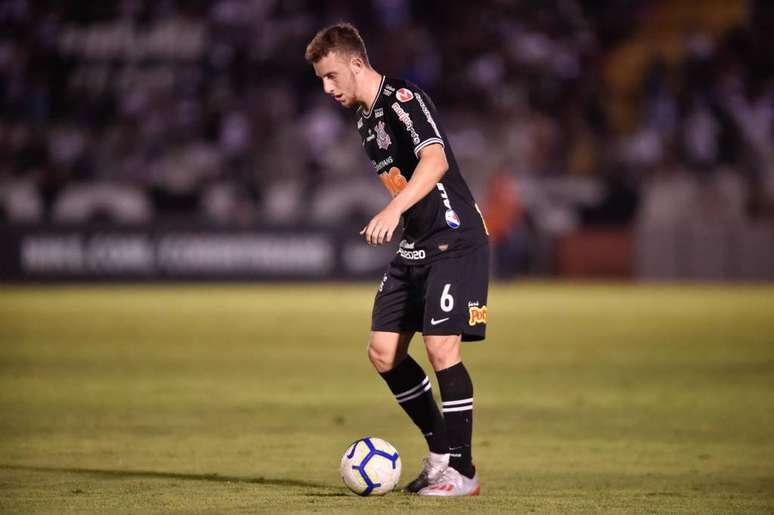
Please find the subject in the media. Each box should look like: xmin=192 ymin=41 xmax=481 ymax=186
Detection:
xmin=1 ymin=0 xmax=772 ymax=282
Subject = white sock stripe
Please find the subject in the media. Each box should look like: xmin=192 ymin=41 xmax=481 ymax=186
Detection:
xmin=396 ymin=382 xmax=432 ymax=403
xmin=442 ymin=404 xmax=473 ymax=413
xmin=442 ymin=397 xmax=474 ymax=407
xmin=394 ymin=377 xmax=430 ymax=401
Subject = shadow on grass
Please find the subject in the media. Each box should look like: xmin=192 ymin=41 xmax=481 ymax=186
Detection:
xmin=0 ymin=463 xmax=332 ymax=490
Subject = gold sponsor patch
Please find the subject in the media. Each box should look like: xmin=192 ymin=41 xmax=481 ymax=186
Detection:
xmin=468 ymin=305 xmax=487 ymax=326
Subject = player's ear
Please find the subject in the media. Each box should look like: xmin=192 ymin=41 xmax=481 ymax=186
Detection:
xmin=350 ymin=55 xmax=365 ymax=74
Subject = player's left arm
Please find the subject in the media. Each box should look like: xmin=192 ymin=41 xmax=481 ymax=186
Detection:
xmin=361 ymin=143 xmax=447 ymax=245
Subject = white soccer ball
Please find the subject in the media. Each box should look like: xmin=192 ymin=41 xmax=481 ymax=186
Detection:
xmin=340 ymin=437 xmax=402 ymax=496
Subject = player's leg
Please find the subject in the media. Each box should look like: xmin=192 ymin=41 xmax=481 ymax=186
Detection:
xmin=368 ymin=330 xmax=450 ymax=492
xmin=424 ymin=334 xmax=476 ymax=479
xmin=416 ymin=247 xmax=489 ymax=496
xmin=421 ymin=272 xmax=476 ymax=480
xmin=423 ymin=334 xmax=462 ymax=371
xmin=369 ymin=264 xmax=450 ymax=493
xmin=417 ymin=334 xmax=479 ymax=497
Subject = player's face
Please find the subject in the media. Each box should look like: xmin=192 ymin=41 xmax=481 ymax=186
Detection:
xmin=313 ymin=51 xmax=359 ymax=108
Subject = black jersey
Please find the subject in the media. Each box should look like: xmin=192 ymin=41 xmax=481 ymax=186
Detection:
xmin=356 ymin=76 xmax=488 ymax=265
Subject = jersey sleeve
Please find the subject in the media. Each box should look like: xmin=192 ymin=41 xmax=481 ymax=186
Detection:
xmin=388 ymin=87 xmax=445 ymax=158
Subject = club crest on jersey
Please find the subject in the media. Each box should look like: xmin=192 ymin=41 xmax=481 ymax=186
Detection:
xmin=468 ymin=305 xmax=487 ymax=326
xmin=396 ymin=88 xmax=414 ymax=102
xmin=445 ymin=209 xmax=461 ymax=229
xmin=375 ymin=120 xmax=391 ymax=150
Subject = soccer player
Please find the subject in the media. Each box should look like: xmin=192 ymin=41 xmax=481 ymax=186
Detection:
xmin=305 ymin=23 xmax=489 ymax=496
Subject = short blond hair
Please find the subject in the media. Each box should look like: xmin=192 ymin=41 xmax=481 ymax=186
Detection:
xmin=304 ymin=22 xmax=370 ymax=66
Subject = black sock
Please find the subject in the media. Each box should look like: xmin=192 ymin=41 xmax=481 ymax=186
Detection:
xmin=436 ymin=362 xmax=475 ymax=478
xmin=380 ymin=356 xmax=449 ymax=455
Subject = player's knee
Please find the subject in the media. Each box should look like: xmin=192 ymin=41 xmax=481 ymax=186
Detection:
xmin=367 ymin=333 xmax=409 ymax=373
xmin=367 ymin=336 xmax=393 ymax=373
xmin=366 ymin=340 xmax=385 ymax=371
xmin=424 ymin=335 xmax=461 ymax=371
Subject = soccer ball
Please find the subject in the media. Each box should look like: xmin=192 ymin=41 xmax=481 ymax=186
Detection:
xmin=340 ymin=437 xmax=401 ymax=496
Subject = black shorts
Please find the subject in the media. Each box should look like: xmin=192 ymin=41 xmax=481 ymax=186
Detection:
xmin=371 ymin=244 xmax=489 ymax=341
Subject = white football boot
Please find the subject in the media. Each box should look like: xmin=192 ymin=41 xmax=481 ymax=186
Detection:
xmin=403 ymin=452 xmax=449 ymax=493
xmin=417 ymin=466 xmax=480 ymax=496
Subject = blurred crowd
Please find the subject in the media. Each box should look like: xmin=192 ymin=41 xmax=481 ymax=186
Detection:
xmin=1 ymin=0 xmax=772 ymax=246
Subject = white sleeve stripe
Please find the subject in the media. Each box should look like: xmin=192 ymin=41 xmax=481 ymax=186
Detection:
xmin=414 ymin=138 xmax=444 ymax=157
xmin=394 ymin=377 xmax=430 ymax=400
xmin=397 ymin=382 xmax=432 ymax=403
xmin=442 ymin=397 xmax=474 ymax=406
xmin=442 ymin=405 xmax=473 ymax=413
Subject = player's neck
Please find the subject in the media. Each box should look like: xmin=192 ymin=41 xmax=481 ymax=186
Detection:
xmin=358 ymin=69 xmax=383 ymax=113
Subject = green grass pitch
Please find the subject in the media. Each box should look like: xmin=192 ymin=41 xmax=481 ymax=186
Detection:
xmin=1 ymin=283 xmax=773 ymax=514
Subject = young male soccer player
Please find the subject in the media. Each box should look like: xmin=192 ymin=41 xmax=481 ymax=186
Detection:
xmin=305 ymin=23 xmax=489 ymax=496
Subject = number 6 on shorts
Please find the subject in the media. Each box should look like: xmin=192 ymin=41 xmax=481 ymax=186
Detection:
xmin=440 ymin=283 xmax=454 ymax=312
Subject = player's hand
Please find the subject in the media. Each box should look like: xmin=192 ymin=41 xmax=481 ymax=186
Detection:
xmin=360 ymin=206 xmax=401 ymax=246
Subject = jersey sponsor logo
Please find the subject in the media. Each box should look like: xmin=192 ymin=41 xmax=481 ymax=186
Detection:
xmin=375 ymin=108 xmax=384 ymax=118
xmin=414 ymin=92 xmax=441 ymax=138
xmin=372 ymin=155 xmax=394 ymax=171
xmin=391 ymin=102 xmax=421 ymax=145
xmin=436 ymin=183 xmax=452 ymax=210
xmin=384 ymin=85 xmax=395 ymax=96
xmin=399 ymin=239 xmax=415 ymax=249
xmin=468 ymin=305 xmax=487 ymax=326
xmin=375 ymin=120 xmax=391 ymax=150
xmin=378 ymin=272 xmax=388 ymax=293
xmin=397 ymin=248 xmax=426 ymax=260
xmin=379 ymin=166 xmax=408 ymax=197
xmin=396 ymin=88 xmax=414 ymax=102
xmin=445 ymin=209 xmax=461 ymax=229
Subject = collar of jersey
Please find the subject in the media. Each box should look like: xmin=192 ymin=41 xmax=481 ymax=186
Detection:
xmin=358 ymin=75 xmax=385 ymax=119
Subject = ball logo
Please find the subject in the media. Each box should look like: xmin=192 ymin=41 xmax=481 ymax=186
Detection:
xmin=396 ymin=88 xmax=414 ymax=102
xmin=468 ymin=305 xmax=487 ymax=326
xmin=445 ymin=209 xmax=461 ymax=229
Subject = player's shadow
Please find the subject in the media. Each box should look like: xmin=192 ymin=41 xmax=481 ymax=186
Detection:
xmin=0 ymin=464 xmax=332 ymax=491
